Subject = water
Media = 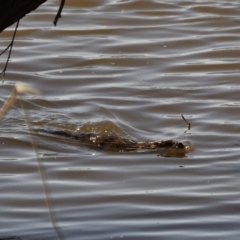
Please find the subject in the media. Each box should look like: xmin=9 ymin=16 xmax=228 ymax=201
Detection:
xmin=1 ymin=0 xmax=240 ymax=239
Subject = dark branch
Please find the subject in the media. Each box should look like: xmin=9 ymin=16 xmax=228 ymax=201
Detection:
xmin=0 ymin=0 xmax=47 ymax=33
xmin=1 ymin=20 xmax=20 ymax=80
xmin=0 ymin=43 xmax=11 ymax=57
xmin=53 ymin=0 xmax=65 ymax=26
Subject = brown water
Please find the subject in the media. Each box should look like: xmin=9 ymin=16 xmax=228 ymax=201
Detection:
xmin=1 ymin=0 xmax=240 ymax=239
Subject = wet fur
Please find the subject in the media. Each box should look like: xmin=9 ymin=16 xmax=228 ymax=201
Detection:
xmin=40 ymin=129 xmax=186 ymax=152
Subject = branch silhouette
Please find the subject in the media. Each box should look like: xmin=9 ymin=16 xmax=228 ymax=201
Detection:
xmin=0 ymin=0 xmax=65 ymax=78
xmin=54 ymin=0 xmax=66 ymax=26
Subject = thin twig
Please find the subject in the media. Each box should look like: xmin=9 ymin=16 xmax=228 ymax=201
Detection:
xmin=181 ymin=113 xmax=191 ymax=130
xmin=0 ymin=83 xmax=64 ymax=240
xmin=0 ymin=43 xmax=11 ymax=56
xmin=53 ymin=0 xmax=65 ymax=26
xmin=0 ymin=83 xmax=40 ymax=120
xmin=1 ymin=20 xmax=20 ymax=80
xmin=19 ymin=96 xmax=64 ymax=240
xmin=0 ymin=88 xmax=17 ymax=121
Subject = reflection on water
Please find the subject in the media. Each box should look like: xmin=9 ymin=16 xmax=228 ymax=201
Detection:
xmin=1 ymin=0 xmax=240 ymax=239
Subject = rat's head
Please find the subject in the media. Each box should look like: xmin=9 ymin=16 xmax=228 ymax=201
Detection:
xmin=153 ymin=140 xmax=194 ymax=157
xmin=153 ymin=140 xmax=185 ymax=149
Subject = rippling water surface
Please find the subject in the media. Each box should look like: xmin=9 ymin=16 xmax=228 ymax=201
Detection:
xmin=1 ymin=0 xmax=240 ymax=239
